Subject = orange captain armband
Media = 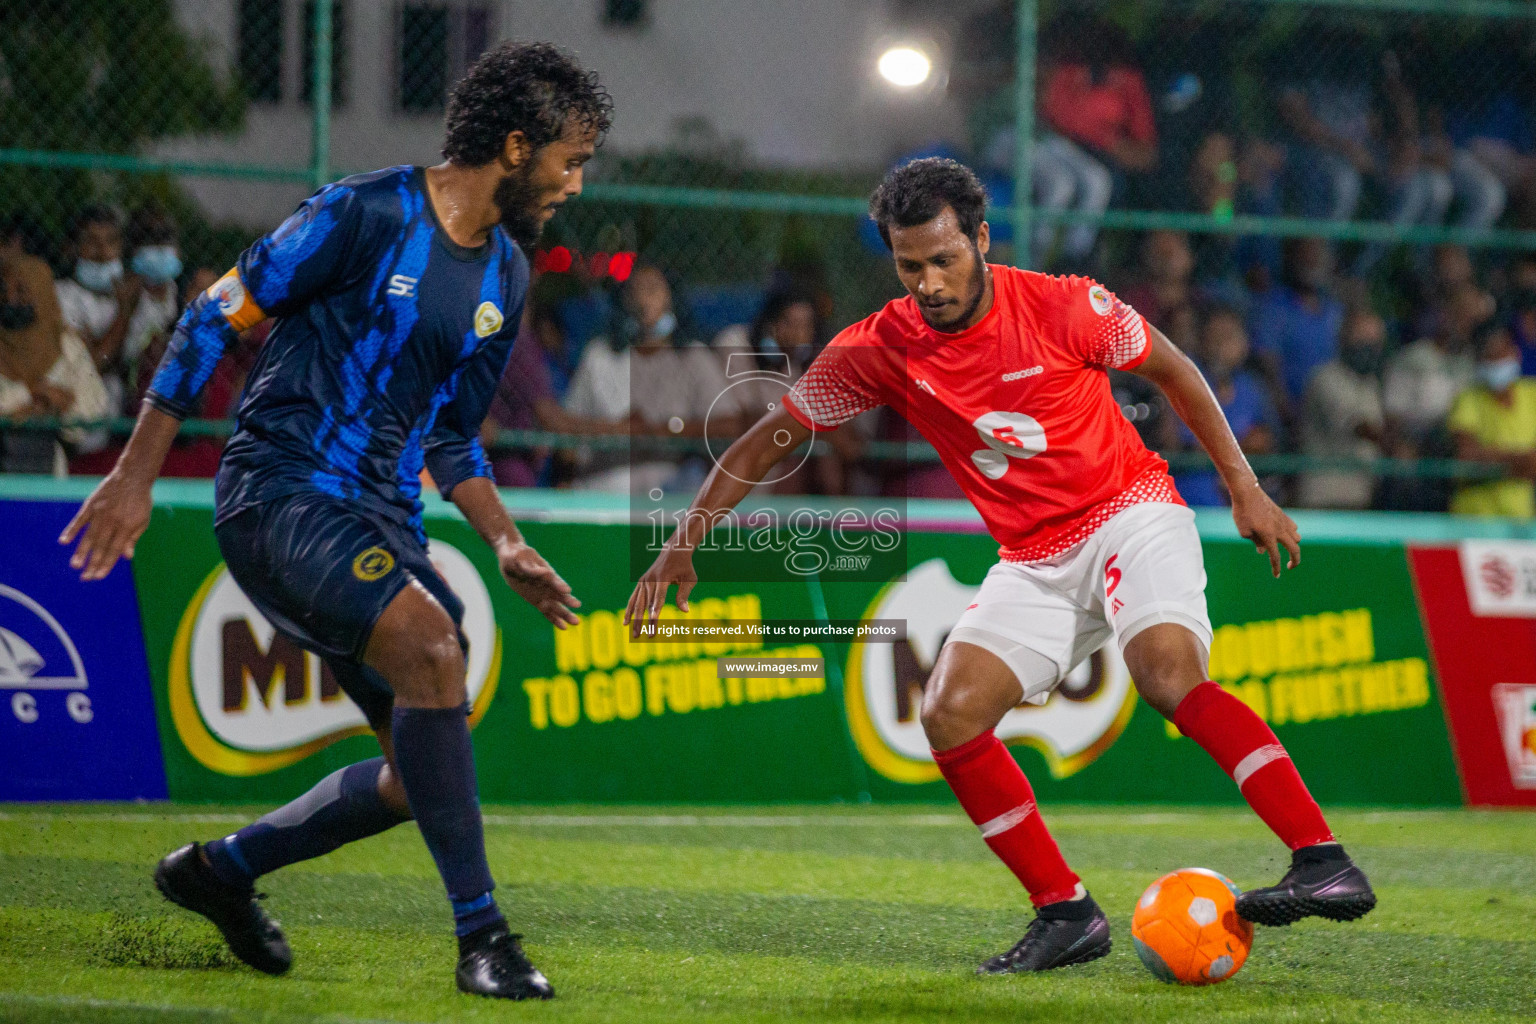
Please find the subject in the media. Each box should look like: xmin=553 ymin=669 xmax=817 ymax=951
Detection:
xmin=205 ymin=269 xmax=267 ymax=332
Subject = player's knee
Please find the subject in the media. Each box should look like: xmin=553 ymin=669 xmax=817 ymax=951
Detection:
xmin=919 ymin=678 xmax=978 ymax=749
xmin=389 ymin=629 xmax=467 ymax=708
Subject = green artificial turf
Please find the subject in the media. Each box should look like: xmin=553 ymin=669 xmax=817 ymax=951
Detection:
xmin=0 ymin=803 xmax=1532 ymax=1023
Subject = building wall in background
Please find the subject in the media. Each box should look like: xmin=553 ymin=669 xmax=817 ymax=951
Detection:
xmin=163 ymin=0 xmax=972 ymax=227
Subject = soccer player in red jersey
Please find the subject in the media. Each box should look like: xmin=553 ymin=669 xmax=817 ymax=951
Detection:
xmin=626 ymin=159 xmax=1375 ymax=973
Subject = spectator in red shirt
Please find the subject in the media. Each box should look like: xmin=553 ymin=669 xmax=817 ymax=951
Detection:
xmin=1033 ymin=15 xmax=1157 ymax=266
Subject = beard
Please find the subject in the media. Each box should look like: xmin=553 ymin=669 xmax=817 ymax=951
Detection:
xmin=918 ymin=250 xmax=988 ymax=332
xmin=493 ymin=165 xmax=546 ymax=250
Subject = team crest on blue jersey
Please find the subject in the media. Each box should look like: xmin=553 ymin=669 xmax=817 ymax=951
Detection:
xmin=352 ymin=546 xmax=395 ymax=581
xmin=474 ymin=301 xmax=504 ymax=338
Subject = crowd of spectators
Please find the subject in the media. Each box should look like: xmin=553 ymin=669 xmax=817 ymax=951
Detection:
xmin=1102 ymin=229 xmax=1536 ymax=517
xmin=7 ymin=196 xmax=1536 ymax=518
xmin=8 ymin=2 xmax=1536 ymax=518
xmin=1 ymin=205 xmax=247 ymax=477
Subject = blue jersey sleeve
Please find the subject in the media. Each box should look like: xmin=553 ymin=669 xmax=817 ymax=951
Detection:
xmin=145 ymin=184 xmax=361 ymax=419
xmin=422 ymin=314 xmax=522 ymax=498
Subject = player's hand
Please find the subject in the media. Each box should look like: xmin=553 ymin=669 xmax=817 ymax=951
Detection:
xmin=1231 ymin=482 xmax=1300 ymax=578
xmin=59 ymin=470 xmax=154 ymax=581
xmin=499 ymin=542 xmax=581 ymax=629
xmin=624 ymin=545 xmax=698 ymax=639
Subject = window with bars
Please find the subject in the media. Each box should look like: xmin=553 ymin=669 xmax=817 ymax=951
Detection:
xmin=397 ymin=3 xmax=493 ymax=114
xmin=236 ymin=0 xmax=283 ymax=103
xmin=602 ymin=0 xmax=649 ymax=29
xmin=300 ymin=0 xmax=349 ymax=107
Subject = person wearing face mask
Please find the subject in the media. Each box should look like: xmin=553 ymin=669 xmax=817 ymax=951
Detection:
xmin=1383 ymin=280 xmax=1488 ymax=445
xmin=1447 ymin=321 xmax=1536 ymax=518
xmin=55 ymin=204 xmax=179 ymax=452
xmin=56 ymin=205 xmax=136 ymax=367
xmin=0 ymin=254 xmax=109 ymax=474
xmin=122 ymin=206 xmax=186 ymax=381
xmin=743 ymin=283 xmax=866 ymax=495
xmin=564 ymin=263 xmax=746 ymax=493
xmin=1298 ymin=309 xmax=1388 ymax=509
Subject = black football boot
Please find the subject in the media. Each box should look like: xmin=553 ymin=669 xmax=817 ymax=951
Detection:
xmin=1236 ymin=843 xmax=1377 ymax=926
xmin=153 ymin=842 xmax=292 ymax=975
xmin=977 ymin=894 xmax=1112 ymax=975
xmin=456 ymin=927 xmax=555 ymax=1000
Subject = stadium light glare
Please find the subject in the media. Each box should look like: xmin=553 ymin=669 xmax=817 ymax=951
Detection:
xmin=877 ymin=46 xmax=931 ymax=88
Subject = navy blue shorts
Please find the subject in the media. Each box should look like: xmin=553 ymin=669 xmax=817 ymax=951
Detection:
xmin=214 ymin=493 xmax=466 ymax=729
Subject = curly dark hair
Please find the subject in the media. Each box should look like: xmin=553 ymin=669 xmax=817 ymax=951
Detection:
xmin=443 ymin=41 xmax=613 ymax=166
xmin=868 ymin=158 xmax=987 ymax=250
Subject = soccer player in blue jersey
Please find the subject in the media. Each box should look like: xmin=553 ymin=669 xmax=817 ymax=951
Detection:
xmin=59 ymin=42 xmax=611 ymax=1001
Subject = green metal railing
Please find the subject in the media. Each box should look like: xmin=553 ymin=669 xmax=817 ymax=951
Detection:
xmin=5 ymin=0 xmax=1536 ymax=257
xmin=3 ymin=0 xmax=1535 ymax=494
xmin=0 ymin=417 xmax=1507 ymax=482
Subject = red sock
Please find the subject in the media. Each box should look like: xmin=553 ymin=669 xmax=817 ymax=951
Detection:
xmin=1173 ymin=682 xmax=1334 ymax=850
xmin=932 ymin=732 xmax=1080 ymax=907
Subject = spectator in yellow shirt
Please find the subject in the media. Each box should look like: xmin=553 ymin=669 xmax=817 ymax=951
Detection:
xmin=1448 ymin=322 xmax=1536 ymax=517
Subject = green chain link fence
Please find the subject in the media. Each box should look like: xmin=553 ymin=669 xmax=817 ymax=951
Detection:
xmin=3 ymin=0 xmax=1535 ymax=488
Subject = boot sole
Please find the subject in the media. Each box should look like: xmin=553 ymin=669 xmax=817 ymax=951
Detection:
xmin=1236 ymin=890 xmax=1377 ymax=927
xmin=153 ymin=859 xmax=291 ymax=975
xmin=456 ymin=981 xmax=556 ymax=1000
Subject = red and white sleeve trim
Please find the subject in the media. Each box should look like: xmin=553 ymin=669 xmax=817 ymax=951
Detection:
xmin=784 ymin=359 xmax=882 ymax=428
xmin=1089 ymin=296 xmax=1151 ymax=370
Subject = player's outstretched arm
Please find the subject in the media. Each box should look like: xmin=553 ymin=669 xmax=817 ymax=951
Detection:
xmin=59 ymin=403 xmax=181 ymax=580
xmin=625 ymin=405 xmax=813 ymax=637
xmin=449 ymin=476 xmax=581 ymax=629
xmin=1132 ymin=325 xmax=1301 ymax=578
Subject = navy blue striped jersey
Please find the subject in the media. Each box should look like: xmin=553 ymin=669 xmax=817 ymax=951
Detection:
xmin=147 ymin=166 xmax=527 ymax=538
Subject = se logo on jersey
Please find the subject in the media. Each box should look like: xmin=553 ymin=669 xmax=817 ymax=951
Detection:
xmin=474 ymin=301 xmax=504 ymax=338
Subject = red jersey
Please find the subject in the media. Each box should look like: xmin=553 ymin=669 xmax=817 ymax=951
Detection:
xmin=783 ymin=266 xmax=1181 ymax=562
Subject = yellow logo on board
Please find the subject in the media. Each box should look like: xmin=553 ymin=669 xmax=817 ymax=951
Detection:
xmin=351 ymin=546 xmax=395 ymax=581
xmin=474 ymin=301 xmax=504 ymax=338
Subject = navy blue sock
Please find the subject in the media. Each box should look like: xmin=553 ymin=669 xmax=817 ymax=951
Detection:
xmin=390 ymin=706 xmax=504 ymax=936
xmin=203 ymin=757 xmax=408 ymax=888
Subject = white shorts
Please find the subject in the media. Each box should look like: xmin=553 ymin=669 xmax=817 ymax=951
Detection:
xmin=948 ymin=502 xmax=1212 ymax=704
